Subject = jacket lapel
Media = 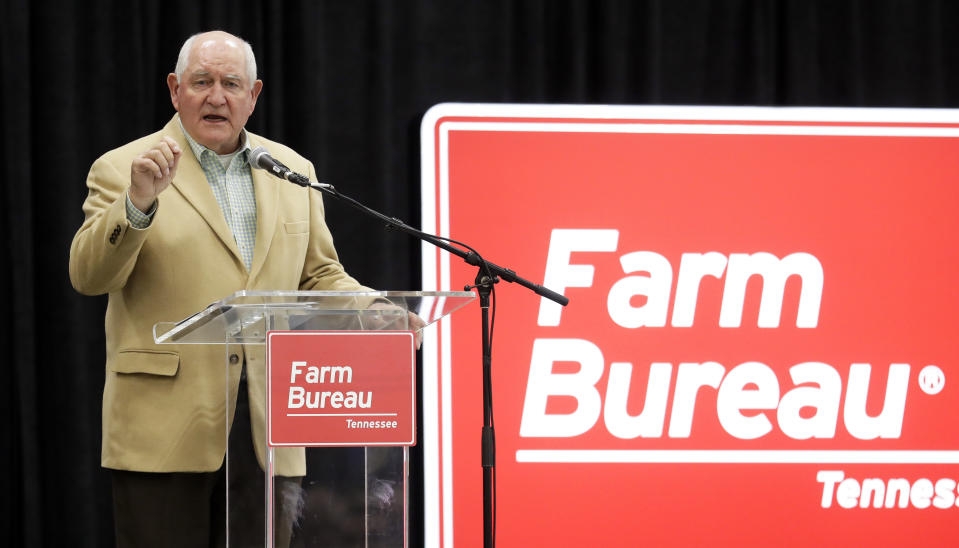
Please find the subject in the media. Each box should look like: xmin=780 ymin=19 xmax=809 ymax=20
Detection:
xmin=248 ymin=135 xmax=278 ymax=283
xmin=164 ymin=116 xmax=244 ymax=266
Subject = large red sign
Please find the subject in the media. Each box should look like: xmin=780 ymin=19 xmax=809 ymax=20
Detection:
xmin=267 ymin=331 xmax=416 ymax=446
xmin=420 ymin=105 xmax=959 ymax=547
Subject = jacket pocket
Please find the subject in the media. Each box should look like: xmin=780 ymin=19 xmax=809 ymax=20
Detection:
xmin=284 ymin=221 xmax=309 ymax=234
xmin=113 ymin=350 xmax=180 ymax=376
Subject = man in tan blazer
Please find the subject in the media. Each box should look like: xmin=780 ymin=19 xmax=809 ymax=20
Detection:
xmin=69 ymin=30 xmax=378 ymax=547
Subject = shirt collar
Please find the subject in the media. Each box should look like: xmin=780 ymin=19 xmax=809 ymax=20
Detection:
xmin=178 ymin=118 xmax=251 ymax=165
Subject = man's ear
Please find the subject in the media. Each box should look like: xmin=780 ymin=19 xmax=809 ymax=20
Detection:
xmin=167 ymin=73 xmax=181 ymax=111
xmin=249 ymin=80 xmax=263 ymax=114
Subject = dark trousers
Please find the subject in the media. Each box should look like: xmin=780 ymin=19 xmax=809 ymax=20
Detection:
xmin=112 ymin=372 xmax=302 ymax=548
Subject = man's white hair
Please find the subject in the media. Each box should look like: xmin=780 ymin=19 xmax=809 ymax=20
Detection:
xmin=174 ymin=32 xmax=257 ymax=85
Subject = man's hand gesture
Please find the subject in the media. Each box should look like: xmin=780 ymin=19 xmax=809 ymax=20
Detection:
xmin=129 ymin=136 xmax=181 ymax=212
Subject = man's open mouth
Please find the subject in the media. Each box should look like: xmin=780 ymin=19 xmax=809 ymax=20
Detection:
xmin=203 ymin=115 xmax=228 ymax=122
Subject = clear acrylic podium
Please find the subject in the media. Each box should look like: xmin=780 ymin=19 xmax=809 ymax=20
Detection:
xmin=153 ymin=290 xmax=474 ymax=547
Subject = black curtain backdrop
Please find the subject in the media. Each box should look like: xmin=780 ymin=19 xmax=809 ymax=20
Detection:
xmin=2 ymin=1 xmax=958 ymax=545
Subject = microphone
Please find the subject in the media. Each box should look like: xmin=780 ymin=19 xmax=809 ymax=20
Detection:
xmin=249 ymin=146 xmax=293 ymax=178
xmin=248 ymin=146 xmax=331 ymax=190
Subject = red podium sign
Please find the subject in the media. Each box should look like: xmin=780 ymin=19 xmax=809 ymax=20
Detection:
xmin=267 ymin=330 xmax=416 ymax=446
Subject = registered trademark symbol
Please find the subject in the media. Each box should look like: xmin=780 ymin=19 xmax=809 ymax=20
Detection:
xmin=918 ymin=365 xmax=945 ymax=395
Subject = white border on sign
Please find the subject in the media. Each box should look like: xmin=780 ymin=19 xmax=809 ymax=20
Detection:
xmin=516 ymin=450 xmax=959 ymax=464
xmin=419 ymin=103 xmax=959 ymax=548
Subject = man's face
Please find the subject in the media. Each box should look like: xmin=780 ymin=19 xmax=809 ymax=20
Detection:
xmin=167 ymin=35 xmax=262 ymax=154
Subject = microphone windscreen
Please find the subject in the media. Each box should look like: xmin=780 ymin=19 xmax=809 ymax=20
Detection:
xmin=248 ymin=146 xmax=271 ymax=170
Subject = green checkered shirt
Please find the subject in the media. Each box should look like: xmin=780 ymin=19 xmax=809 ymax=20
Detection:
xmin=126 ymin=125 xmax=258 ymax=271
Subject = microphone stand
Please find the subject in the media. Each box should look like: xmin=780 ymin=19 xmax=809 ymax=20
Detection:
xmin=280 ymin=173 xmax=569 ymax=548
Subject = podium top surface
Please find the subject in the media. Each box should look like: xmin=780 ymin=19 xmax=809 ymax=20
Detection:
xmin=154 ymin=290 xmax=475 ymax=344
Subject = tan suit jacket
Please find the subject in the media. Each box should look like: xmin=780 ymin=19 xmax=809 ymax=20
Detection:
xmin=69 ymin=115 xmax=368 ymax=475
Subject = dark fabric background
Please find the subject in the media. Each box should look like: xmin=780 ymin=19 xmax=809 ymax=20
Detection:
xmin=2 ymin=1 xmax=957 ymax=545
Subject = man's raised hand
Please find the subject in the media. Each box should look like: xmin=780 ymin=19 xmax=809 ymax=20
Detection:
xmin=129 ymin=136 xmax=181 ymax=212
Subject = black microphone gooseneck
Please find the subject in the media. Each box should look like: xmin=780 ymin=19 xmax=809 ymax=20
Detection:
xmin=250 ymin=148 xmax=569 ymax=548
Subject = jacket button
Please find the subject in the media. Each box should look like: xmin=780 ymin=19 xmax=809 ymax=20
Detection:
xmin=229 ymin=353 xmax=240 ymax=365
